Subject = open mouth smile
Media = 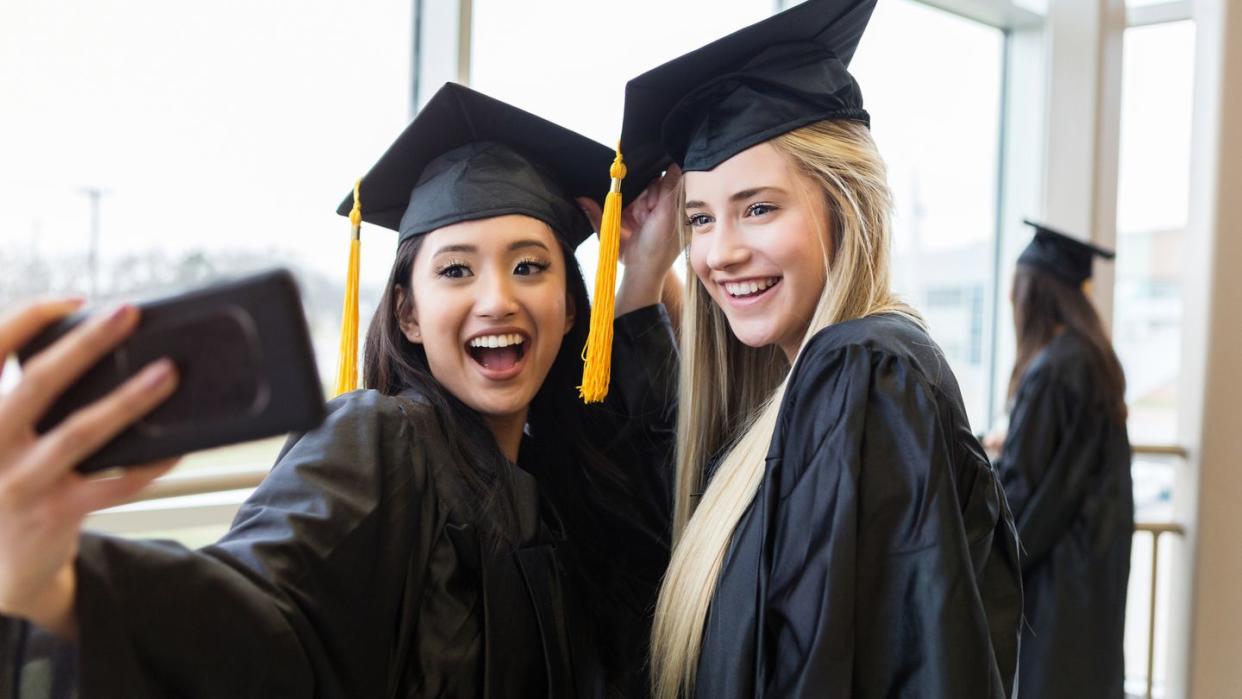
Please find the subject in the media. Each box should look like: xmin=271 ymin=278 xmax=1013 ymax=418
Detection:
xmin=465 ymin=331 xmax=530 ymax=380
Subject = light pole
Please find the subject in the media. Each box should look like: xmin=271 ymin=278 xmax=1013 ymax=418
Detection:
xmin=81 ymin=187 xmax=107 ymax=298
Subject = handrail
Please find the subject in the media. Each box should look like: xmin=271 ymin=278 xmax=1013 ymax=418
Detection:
xmin=1132 ymin=444 xmax=1189 ymax=458
xmin=129 ymin=465 xmax=269 ymax=504
xmin=126 ymin=447 xmax=1191 ymax=504
xmin=1135 ymin=521 xmax=1185 ymax=536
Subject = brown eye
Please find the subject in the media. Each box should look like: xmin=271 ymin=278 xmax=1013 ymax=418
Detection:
xmin=514 ymin=258 xmax=549 ymax=276
xmin=437 ymin=262 xmax=472 ymax=279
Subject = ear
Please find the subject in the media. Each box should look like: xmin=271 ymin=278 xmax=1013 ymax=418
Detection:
xmin=563 ymin=291 xmax=577 ymax=337
xmin=395 ymin=285 xmax=423 ymax=345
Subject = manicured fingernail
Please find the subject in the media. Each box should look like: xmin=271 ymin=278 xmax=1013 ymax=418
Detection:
xmin=142 ymin=358 xmax=175 ymax=388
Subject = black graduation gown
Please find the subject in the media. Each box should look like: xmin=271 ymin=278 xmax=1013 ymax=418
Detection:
xmin=996 ymin=330 xmax=1134 ymax=699
xmin=0 ymin=305 xmax=676 ymax=699
xmin=694 ymin=313 xmax=1023 ymax=699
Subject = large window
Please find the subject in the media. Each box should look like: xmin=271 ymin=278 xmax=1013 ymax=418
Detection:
xmin=1114 ymin=19 xmax=1194 ymax=447
xmin=1115 ymin=18 xmax=1195 ymax=698
xmin=853 ymin=0 xmax=1005 ymax=431
xmin=0 ymin=1 xmax=413 ymax=491
xmin=469 ymin=0 xmax=773 ymax=287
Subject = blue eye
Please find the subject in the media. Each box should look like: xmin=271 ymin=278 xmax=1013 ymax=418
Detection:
xmin=747 ymin=202 xmax=778 ymax=217
xmin=686 ymin=213 xmax=713 ymax=228
xmin=514 ymin=258 xmax=549 ymax=276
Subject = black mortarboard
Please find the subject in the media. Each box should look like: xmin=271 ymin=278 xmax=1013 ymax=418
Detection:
xmin=335 ymin=82 xmax=614 ymax=248
xmin=1018 ymin=219 xmax=1116 ymax=285
xmin=330 ymin=83 xmax=613 ymax=396
xmin=618 ymin=0 xmax=877 ymax=182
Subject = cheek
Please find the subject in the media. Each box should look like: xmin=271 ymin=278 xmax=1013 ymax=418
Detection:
xmin=688 ymin=235 xmax=712 ymax=284
xmin=410 ymin=279 xmax=466 ymax=353
xmin=529 ymin=280 xmax=571 ymax=338
xmin=770 ymin=221 xmax=827 ymax=287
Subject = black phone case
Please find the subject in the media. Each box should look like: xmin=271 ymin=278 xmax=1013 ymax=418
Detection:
xmin=18 ymin=269 xmax=326 ymax=473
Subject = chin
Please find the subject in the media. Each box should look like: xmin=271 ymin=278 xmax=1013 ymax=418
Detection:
xmin=467 ymin=390 xmax=533 ymax=419
xmin=725 ymin=321 xmax=781 ymax=350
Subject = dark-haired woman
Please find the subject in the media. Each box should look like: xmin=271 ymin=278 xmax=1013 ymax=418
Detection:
xmin=0 ymin=84 xmax=681 ymax=697
xmin=995 ymin=220 xmax=1134 ymax=699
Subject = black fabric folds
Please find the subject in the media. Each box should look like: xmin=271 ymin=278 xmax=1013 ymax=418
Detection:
xmin=695 ymin=313 xmax=1023 ymax=698
xmin=996 ymin=330 xmax=1134 ymax=698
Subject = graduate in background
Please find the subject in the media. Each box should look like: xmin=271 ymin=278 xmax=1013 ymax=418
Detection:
xmin=0 ymin=83 xmax=682 ymax=697
xmin=602 ymin=0 xmax=1024 ymax=696
xmin=995 ymin=220 xmax=1134 ymax=699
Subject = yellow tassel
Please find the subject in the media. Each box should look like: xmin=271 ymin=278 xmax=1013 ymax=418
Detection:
xmin=579 ymin=147 xmax=626 ymax=403
xmin=334 ymin=179 xmax=363 ymax=396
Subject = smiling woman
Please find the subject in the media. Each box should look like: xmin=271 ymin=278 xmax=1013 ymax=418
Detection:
xmin=592 ymin=1 xmax=1024 ymax=696
xmin=0 ymin=83 xmax=682 ymax=697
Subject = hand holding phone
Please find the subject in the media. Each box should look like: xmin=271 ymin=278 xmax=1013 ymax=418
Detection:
xmin=0 ymin=299 xmax=179 ymax=636
xmin=17 ymin=269 xmax=326 ymax=473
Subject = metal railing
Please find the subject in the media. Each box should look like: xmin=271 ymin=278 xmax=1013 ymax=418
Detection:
xmin=132 ymin=464 xmax=269 ymax=503
xmin=1129 ymin=444 xmax=1187 ymax=699
xmin=1134 ymin=521 xmax=1185 ymax=699
xmin=129 ymin=444 xmax=1190 ymax=502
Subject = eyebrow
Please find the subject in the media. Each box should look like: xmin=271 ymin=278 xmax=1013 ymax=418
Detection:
xmin=685 ymin=186 xmax=787 ymax=210
xmin=432 ymin=239 xmax=551 ymax=256
xmin=508 ymin=239 xmax=550 ymax=253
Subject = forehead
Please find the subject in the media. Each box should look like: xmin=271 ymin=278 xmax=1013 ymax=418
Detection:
xmin=683 ymin=142 xmax=793 ymax=203
xmin=423 ymin=214 xmax=559 ymax=253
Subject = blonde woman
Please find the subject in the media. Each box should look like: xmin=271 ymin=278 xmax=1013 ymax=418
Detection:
xmin=611 ymin=0 xmax=1024 ymax=696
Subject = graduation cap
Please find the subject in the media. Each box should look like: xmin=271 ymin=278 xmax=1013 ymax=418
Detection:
xmin=330 ymin=83 xmax=615 ymax=396
xmin=1017 ymin=219 xmax=1116 ymax=287
xmin=620 ymin=0 xmax=876 ymax=182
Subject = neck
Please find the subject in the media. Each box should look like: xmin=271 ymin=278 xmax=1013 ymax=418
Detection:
xmin=483 ymin=409 xmax=528 ymax=463
xmin=779 ymin=338 xmax=801 ymax=364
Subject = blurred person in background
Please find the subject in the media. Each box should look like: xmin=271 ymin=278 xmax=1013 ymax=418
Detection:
xmin=992 ymin=219 xmax=1134 ymax=699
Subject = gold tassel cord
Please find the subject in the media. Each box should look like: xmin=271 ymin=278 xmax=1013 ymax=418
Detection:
xmin=334 ymin=179 xmax=363 ymax=396
xmin=579 ymin=147 xmax=626 ymax=403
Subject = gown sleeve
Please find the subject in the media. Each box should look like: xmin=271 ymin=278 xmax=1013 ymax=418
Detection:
xmin=760 ymin=342 xmax=1015 ymax=698
xmin=3 ymin=390 xmax=438 ymax=698
xmin=996 ymin=368 xmax=1102 ymax=571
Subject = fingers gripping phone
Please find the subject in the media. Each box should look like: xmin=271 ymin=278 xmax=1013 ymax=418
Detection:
xmin=17 ymin=269 xmax=327 ymax=473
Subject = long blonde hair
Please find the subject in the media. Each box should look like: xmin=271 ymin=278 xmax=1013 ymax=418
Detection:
xmin=650 ymin=119 xmax=919 ymax=698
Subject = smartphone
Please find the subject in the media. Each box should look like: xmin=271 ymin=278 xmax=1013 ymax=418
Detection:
xmin=18 ymin=269 xmax=327 ymax=473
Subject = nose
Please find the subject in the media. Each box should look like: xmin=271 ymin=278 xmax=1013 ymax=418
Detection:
xmin=474 ymin=267 xmax=519 ymax=320
xmin=705 ymin=219 xmax=751 ymax=271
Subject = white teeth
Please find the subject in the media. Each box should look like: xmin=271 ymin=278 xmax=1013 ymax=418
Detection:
xmin=723 ymin=277 xmax=779 ymax=298
xmin=469 ymin=333 xmax=525 ymax=348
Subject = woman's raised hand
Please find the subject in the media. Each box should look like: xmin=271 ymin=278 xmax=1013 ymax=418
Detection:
xmin=0 ymin=299 xmax=179 ymax=638
xmin=579 ymin=164 xmax=685 ymax=315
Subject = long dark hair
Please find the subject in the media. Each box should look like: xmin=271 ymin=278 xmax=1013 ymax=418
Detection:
xmin=1008 ymin=265 xmax=1127 ymax=423
xmin=361 ymin=230 xmax=607 ymax=549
